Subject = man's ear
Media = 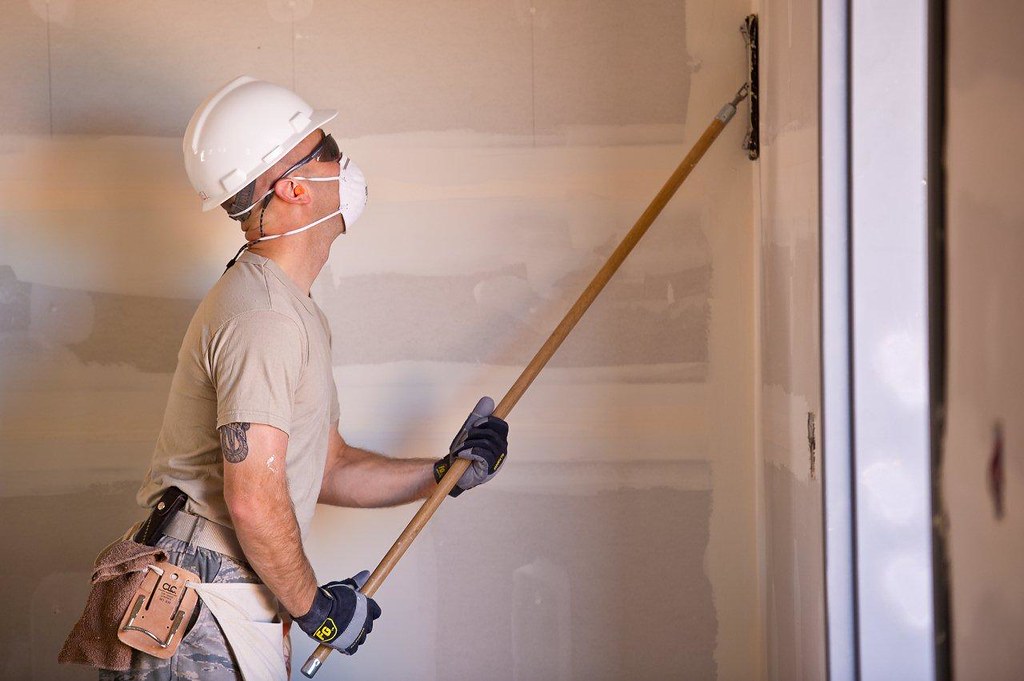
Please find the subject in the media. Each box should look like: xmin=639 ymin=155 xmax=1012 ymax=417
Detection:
xmin=274 ymin=178 xmax=312 ymax=206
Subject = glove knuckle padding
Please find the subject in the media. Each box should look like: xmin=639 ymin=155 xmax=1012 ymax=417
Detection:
xmin=485 ymin=416 xmax=510 ymax=437
xmin=462 ymin=430 xmax=503 ymax=449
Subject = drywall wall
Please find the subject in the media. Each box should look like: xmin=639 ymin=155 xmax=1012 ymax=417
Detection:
xmin=756 ymin=0 xmax=827 ymax=679
xmin=945 ymin=1 xmax=1024 ymax=679
xmin=0 ymin=1 xmax=756 ymax=679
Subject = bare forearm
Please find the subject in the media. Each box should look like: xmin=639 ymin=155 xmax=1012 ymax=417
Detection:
xmin=219 ymin=421 xmax=317 ymax=617
xmin=230 ymin=493 xmax=318 ymax=617
xmin=319 ymin=445 xmax=435 ymax=508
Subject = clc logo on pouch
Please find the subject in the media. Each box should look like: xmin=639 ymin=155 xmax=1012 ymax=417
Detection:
xmin=314 ymin=618 xmax=338 ymax=642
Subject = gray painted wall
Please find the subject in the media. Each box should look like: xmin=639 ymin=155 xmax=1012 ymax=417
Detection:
xmin=0 ymin=1 xmax=758 ymax=680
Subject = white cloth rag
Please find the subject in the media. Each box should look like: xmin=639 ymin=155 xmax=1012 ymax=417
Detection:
xmin=187 ymin=581 xmax=288 ymax=681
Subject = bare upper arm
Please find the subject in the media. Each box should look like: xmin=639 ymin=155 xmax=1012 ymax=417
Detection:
xmin=320 ymin=422 xmax=350 ymax=497
xmin=325 ymin=422 xmax=351 ymax=470
xmin=327 ymin=420 xmax=344 ymax=453
xmin=220 ymin=422 xmax=290 ymax=513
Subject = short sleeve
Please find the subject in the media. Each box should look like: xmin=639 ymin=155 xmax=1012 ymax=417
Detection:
xmin=329 ymin=372 xmax=340 ymax=424
xmin=208 ymin=311 xmax=306 ymax=434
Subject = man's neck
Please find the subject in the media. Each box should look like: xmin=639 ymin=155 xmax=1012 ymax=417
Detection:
xmin=249 ymin=237 xmax=331 ymax=296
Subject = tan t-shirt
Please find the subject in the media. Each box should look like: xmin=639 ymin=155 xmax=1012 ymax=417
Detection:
xmin=137 ymin=250 xmax=339 ymax=537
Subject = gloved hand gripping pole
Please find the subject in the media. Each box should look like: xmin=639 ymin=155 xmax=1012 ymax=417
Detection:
xmin=302 ymin=82 xmax=750 ymax=678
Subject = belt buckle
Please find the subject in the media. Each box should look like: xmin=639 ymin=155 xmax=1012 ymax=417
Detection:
xmin=117 ymin=560 xmax=201 ymax=659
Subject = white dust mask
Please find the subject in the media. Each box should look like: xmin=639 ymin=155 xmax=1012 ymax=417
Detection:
xmin=291 ymin=155 xmax=367 ymax=233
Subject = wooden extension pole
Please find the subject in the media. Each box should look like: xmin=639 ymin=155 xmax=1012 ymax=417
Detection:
xmin=302 ymin=83 xmax=749 ymax=678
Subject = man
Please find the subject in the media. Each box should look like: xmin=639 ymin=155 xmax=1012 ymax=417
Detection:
xmin=105 ymin=76 xmax=509 ymax=679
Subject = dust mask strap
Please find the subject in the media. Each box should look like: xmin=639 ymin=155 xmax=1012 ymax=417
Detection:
xmin=227 ymin=186 xmax=275 ymax=220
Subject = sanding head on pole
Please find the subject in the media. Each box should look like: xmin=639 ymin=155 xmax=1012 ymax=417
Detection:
xmin=741 ymin=14 xmax=760 ymax=160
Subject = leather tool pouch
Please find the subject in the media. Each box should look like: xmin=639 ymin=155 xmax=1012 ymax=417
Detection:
xmin=133 ymin=487 xmax=188 ymax=546
xmin=117 ymin=560 xmax=200 ymax=659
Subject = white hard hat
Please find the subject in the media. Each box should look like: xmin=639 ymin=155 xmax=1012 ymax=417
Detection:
xmin=183 ymin=76 xmax=337 ymax=212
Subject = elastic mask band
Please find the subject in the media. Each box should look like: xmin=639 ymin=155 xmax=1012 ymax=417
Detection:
xmin=224 ymin=207 xmax=344 ymax=271
xmin=226 ymin=154 xmax=350 ymax=219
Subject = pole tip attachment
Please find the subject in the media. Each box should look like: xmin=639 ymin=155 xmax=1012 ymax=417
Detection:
xmin=731 ymin=82 xmax=751 ymax=107
xmin=301 ymin=657 xmax=322 ymax=677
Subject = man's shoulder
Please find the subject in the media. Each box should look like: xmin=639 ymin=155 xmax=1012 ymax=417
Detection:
xmin=197 ymin=261 xmax=305 ymax=335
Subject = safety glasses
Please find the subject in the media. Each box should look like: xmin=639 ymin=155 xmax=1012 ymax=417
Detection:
xmin=276 ymin=132 xmax=341 ymax=180
xmin=258 ymin=132 xmax=341 ymax=211
xmin=227 ymin=132 xmax=342 ymax=221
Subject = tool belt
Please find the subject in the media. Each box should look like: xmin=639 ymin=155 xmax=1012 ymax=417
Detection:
xmin=133 ymin=487 xmax=246 ymax=563
xmin=116 ymin=488 xmax=248 ymax=659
